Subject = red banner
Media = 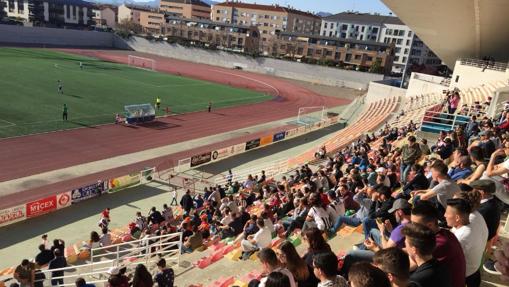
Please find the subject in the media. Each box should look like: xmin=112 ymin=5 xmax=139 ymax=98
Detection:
xmin=26 ymin=196 xmax=57 ymax=218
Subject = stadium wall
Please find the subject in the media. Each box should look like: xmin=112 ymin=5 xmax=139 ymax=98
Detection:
xmin=124 ymin=36 xmax=384 ymax=89
xmin=0 ymin=25 xmax=131 ymax=49
xmin=406 ymin=72 xmax=449 ymax=97
xmin=450 ymin=60 xmax=509 ymax=90
xmin=365 ymin=80 xmax=406 ymax=103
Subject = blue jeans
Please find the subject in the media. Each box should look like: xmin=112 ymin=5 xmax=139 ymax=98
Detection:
xmin=362 ymin=218 xmax=378 ymax=240
xmin=400 ymin=163 xmax=411 ymax=184
xmin=368 ymin=228 xmax=382 ymax=246
xmin=330 ymin=215 xmax=362 ymax=233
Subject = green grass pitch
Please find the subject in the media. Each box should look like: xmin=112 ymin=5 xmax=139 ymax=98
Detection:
xmin=0 ymin=48 xmax=272 ymax=138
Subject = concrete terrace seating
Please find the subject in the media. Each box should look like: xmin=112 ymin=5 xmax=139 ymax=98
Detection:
xmin=295 ymin=96 xmax=399 ymax=167
xmin=459 ymin=81 xmax=507 ymax=116
xmin=390 ymin=92 xmax=445 ymax=129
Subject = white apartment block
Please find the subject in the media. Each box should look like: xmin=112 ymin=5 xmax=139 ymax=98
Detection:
xmin=2 ymin=0 xmax=92 ymax=26
xmin=321 ymin=12 xmax=441 ymax=74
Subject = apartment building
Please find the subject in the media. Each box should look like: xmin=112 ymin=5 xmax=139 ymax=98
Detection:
xmin=159 ymin=0 xmax=210 ymax=19
xmin=2 ymin=0 xmax=93 ymax=26
xmin=320 ymin=12 xmax=441 ymax=74
xmin=211 ymin=1 xmax=320 ymax=52
xmin=92 ymin=4 xmax=116 ymax=28
xmin=275 ymin=32 xmax=394 ymax=74
xmin=118 ymin=4 xmax=164 ymax=34
xmin=163 ymin=16 xmax=260 ymax=53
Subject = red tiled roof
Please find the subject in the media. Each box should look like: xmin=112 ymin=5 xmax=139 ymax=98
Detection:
xmin=214 ymin=1 xmax=319 ymax=19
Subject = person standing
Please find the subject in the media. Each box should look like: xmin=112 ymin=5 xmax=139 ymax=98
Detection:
xmin=79 ymin=62 xmax=83 ymax=70
xmin=207 ymin=101 xmax=212 ymax=113
xmin=153 ymin=259 xmax=174 ymax=287
xmin=14 ymin=259 xmax=35 ymax=287
xmin=399 ymin=136 xmax=422 ymax=184
xmin=62 ymin=104 xmax=68 ymax=121
xmin=156 ymin=97 xmax=161 ymax=111
xmin=49 ymin=249 xmax=67 ymax=286
xmin=57 ymin=80 xmax=63 ymax=95
xmin=180 ymin=189 xmax=194 ymax=215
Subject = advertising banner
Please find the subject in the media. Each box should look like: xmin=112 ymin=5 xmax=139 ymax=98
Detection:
xmin=72 ymin=182 xmax=105 ymax=203
xmin=285 ymin=128 xmax=299 ymax=139
xmin=212 ymin=146 xmax=233 ymax=162
xmin=259 ymin=135 xmax=273 ymax=147
xmin=0 ymin=204 xmax=26 ymax=227
xmin=140 ymin=167 xmax=156 ymax=184
xmin=57 ymin=191 xmax=72 ymax=209
xmin=190 ymin=152 xmax=212 ymax=167
xmin=26 ymin=196 xmax=57 ymax=218
xmin=273 ymin=131 xmax=286 ymax=142
xmin=232 ymin=143 xmax=246 ymax=155
xmin=109 ymin=173 xmax=141 ymax=193
xmin=245 ymin=138 xmax=261 ymax=151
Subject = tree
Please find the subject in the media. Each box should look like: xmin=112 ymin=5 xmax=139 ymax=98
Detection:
xmin=28 ymin=0 xmax=45 ymax=26
xmin=0 ymin=0 xmax=6 ymax=21
xmin=369 ymin=58 xmax=384 ymax=74
xmin=116 ymin=18 xmax=143 ymax=36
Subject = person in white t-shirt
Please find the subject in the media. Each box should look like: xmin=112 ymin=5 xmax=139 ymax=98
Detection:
xmin=240 ymin=218 xmax=272 ymax=259
xmin=445 ymin=198 xmax=488 ymax=287
xmin=327 ymin=191 xmax=345 ymax=224
xmin=306 ymin=193 xmax=332 ymax=231
xmin=484 ymin=147 xmax=509 ymax=204
xmin=255 ymin=248 xmax=297 ymax=287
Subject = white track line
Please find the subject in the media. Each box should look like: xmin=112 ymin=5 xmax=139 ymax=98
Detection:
xmin=0 ymin=119 xmax=16 ymax=128
xmin=209 ymin=69 xmax=281 ymax=97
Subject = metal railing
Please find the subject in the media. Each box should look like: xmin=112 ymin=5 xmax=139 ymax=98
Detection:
xmin=420 ymin=110 xmax=470 ymax=132
xmin=459 ymin=58 xmax=509 ymax=72
xmin=91 ymin=232 xmax=182 ymax=270
xmin=215 ymin=159 xmax=289 ymax=186
xmin=32 ymin=259 xmax=117 ymax=287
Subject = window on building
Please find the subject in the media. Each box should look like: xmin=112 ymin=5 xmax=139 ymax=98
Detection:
xmin=330 ymin=23 xmax=334 ymax=28
xmin=324 ymin=22 xmax=328 ymax=29
xmin=216 ymin=10 xmax=220 ymax=13
xmin=341 ymin=33 xmax=346 ymax=38
xmin=354 ymin=54 xmax=361 ymax=60
xmin=404 ymin=48 xmax=409 ymax=54
xmin=397 ymin=39 xmax=403 ymax=44
xmin=345 ymin=53 xmax=352 ymax=62
xmin=342 ymin=24 xmax=348 ymax=30
xmin=399 ymin=30 xmax=405 ymax=36
xmin=407 ymin=31 xmax=412 ymax=37
xmin=307 ymin=49 xmax=314 ymax=56
xmin=402 ymin=56 xmax=407 ymax=62
xmin=216 ymin=17 xmax=219 ymax=21
xmin=386 ymin=29 xmax=392 ymax=35
xmin=372 ymin=27 xmax=378 ymax=33
xmin=395 ymin=47 xmax=401 ymax=53
xmin=366 ymin=56 xmax=373 ymax=61
xmin=361 ymin=26 xmax=365 ymax=32
xmin=394 ymin=56 xmax=400 ymax=62
xmin=406 ymin=39 xmax=410 ymax=45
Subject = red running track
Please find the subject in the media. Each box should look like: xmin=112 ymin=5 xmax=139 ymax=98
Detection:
xmin=0 ymin=49 xmax=348 ymax=206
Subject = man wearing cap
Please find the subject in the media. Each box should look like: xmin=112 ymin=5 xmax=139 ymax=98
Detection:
xmin=371 ymin=199 xmax=412 ymax=249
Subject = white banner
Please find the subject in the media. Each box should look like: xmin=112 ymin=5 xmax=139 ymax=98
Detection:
xmin=0 ymin=204 xmax=26 ymax=227
xmin=57 ymin=191 xmax=72 ymax=209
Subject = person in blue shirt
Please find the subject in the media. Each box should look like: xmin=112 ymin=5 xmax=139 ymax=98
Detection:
xmin=448 ymin=156 xmax=472 ymax=181
xmin=75 ymin=277 xmax=95 ymax=287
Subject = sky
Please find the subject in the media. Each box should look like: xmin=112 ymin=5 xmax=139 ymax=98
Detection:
xmin=227 ymin=0 xmax=393 ymax=15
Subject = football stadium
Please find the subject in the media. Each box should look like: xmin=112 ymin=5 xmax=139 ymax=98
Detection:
xmin=0 ymin=0 xmax=508 ymax=287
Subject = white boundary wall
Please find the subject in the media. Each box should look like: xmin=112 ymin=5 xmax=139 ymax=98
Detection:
xmin=0 ymin=24 xmax=131 ymax=49
xmin=406 ymin=72 xmax=449 ymax=97
xmin=365 ymin=80 xmax=406 ymax=103
xmin=450 ymin=60 xmax=509 ymax=90
xmin=125 ymin=36 xmax=384 ymax=89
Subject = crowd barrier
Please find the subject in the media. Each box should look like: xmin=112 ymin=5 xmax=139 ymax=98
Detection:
xmin=0 ymin=168 xmax=156 ymax=228
xmin=175 ymin=116 xmax=342 ymax=173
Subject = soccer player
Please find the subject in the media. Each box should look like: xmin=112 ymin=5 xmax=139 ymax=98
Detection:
xmin=62 ymin=104 xmax=68 ymax=121
xmin=208 ymin=101 xmax=212 ymax=113
xmin=156 ymin=97 xmax=161 ymax=110
xmin=57 ymin=80 xmax=63 ymax=94
xmin=79 ymin=62 xmax=83 ymax=70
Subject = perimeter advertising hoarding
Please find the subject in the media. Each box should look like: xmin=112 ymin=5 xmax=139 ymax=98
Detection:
xmin=273 ymin=131 xmax=285 ymax=142
xmin=190 ymin=152 xmax=212 ymax=167
xmin=259 ymin=135 xmax=273 ymax=147
xmin=212 ymin=146 xmax=233 ymax=162
xmin=26 ymin=195 xmax=57 ymax=218
xmin=57 ymin=191 xmax=72 ymax=209
xmin=0 ymin=204 xmax=26 ymax=227
xmin=72 ymin=182 xmax=106 ymax=203
xmin=109 ymin=173 xmax=141 ymax=192
xmin=245 ymin=138 xmax=261 ymax=151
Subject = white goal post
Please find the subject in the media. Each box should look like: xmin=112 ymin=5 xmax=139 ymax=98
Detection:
xmin=127 ymin=55 xmax=156 ymax=71
xmin=297 ymin=106 xmax=327 ymax=125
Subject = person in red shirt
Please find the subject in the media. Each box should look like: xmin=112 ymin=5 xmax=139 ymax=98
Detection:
xmin=410 ymin=201 xmax=465 ymax=287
